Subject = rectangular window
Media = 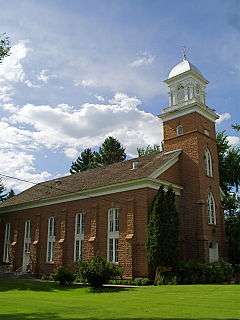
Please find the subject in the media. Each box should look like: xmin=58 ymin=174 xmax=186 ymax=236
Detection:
xmin=3 ymin=223 xmax=11 ymax=263
xmin=108 ymin=208 xmax=119 ymax=263
xmin=46 ymin=217 xmax=55 ymax=262
xmin=74 ymin=212 xmax=85 ymax=262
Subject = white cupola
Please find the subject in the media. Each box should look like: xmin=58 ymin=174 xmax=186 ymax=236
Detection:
xmin=165 ymin=57 xmax=209 ymax=108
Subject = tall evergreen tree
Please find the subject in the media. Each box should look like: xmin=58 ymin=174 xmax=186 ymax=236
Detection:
xmin=70 ymin=148 xmax=100 ymax=174
xmin=0 ymin=33 xmax=10 ymax=63
xmin=0 ymin=179 xmax=8 ymax=202
xmin=147 ymin=186 xmax=179 ymax=275
xmin=98 ymin=136 xmax=126 ymax=165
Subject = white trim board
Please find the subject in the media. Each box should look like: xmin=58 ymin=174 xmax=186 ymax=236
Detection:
xmin=0 ymin=178 xmax=183 ymax=213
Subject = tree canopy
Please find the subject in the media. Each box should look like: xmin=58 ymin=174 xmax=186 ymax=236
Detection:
xmin=147 ymin=186 xmax=179 ymax=273
xmin=70 ymin=148 xmax=100 ymax=174
xmin=137 ymin=145 xmax=161 ymax=157
xmin=0 ymin=33 xmax=10 ymax=63
xmin=70 ymin=137 xmax=126 ymax=174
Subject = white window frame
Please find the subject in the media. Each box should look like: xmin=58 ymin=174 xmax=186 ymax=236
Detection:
xmin=74 ymin=212 xmax=85 ymax=262
xmin=46 ymin=217 xmax=55 ymax=263
xmin=176 ymin=125 xmax=183 ymax=136
xmin=207 ymin=193 xmax=216 ymax=225
xmin=23 ymin=220 xmax=31 ymax=254
xmin=209 ymin=241 xmax=219 ymax=263
xmin=204 ymin=148 xmax=213 ymax=177
xmin=3 ymin=223 xmax=11 ymax=263
xmin=107 ymin=208 xmax=119 ymax=263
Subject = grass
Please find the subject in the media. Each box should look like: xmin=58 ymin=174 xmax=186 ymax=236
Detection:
xmin=0 ymin=279 xmax=239 ymax=320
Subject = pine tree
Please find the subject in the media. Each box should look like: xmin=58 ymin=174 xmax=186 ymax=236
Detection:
xmin=0 ymin=179 xmax=8 ymax=202
xmin=147 ymin=186 xmax=179 ymax=274
xmin=70 ymin=148 xmax=100 ymax=174
xmin=7 ymin=189 xmax=15 ymax=199
xmin=0 ymin=33 xmax=10 ymax=63
xmin=98 ymin=136 xmax=126 ymax=165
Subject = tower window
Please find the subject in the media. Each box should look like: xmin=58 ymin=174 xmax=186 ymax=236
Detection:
xmin=176 ymin=125 xmax=183 ymax=136
xmin=107 ymin=208 xmax=119 ymax=263
xmin=177 ymin=85 xmax=185 ymax=101
xmin=204 ymin=148 xmax=213 ymax=177
xmin=207 ymin=193 xmax=216 ymax=225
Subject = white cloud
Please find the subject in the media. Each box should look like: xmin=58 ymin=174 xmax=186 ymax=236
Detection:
xmin=216 ymin=112 xmax=231 ymax=125
xmin=0 ymin=150 xmax=52 ymax=193
xmin=74 ymin=79 xmax=95 ymax=88
xmin=94 ymin=95 xmax=105 ymax=102
xmin=9 ymin=92 xmax=163 ymax=157
xmin=0 ymin=41 xmax=30 ymax=83
xmin=64 ymin=147 xmax=79 ymax=159
xmin=37 ymin=69 xmax=56 ymax=84
xmin=227 ymin=135 xmax=240 ymax=146
xmin=0 ymin=41 xmax=31 ymax=102
xmin=129 ymin=53 xmax=155 ymax=68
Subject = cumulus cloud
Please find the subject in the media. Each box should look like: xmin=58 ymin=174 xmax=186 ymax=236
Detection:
xmin=9 ymin=92 xmax=163 ymax=157
xmin=129 ymin=53 xmax=155 ymax=68
xmin=0 ymin=150 xmax=52 ymax=192
xmin=37 ymin=69 xmax=56 ymax=84
xmin=74 ymin=79 xmax=95 ymax=88
xmin=216 ymin=112 xmax=231 ymax=125
xmin=227 ymin=135 xmax=240 ymax=146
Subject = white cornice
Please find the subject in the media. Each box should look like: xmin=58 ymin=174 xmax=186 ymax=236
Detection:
xmin=159 ymin=102 xmax=219 ymax=123
xmin=0 ymin=178 xmax=183 ymax=214
xmin=149 ymin=150 xmax=181 ymax=179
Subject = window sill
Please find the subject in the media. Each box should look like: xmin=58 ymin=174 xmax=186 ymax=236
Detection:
xmin=46 ymin=261 xmax=55 ymax=264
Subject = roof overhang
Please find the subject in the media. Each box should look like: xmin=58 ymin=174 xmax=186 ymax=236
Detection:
xmin=0 ymin=177 xmax=183 ymax=214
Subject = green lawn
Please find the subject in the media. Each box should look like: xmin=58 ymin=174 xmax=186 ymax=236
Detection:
xmin=0 ymin=279 xmax=239 ymax=320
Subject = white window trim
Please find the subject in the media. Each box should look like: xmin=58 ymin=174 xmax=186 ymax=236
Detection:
xmin=23 ymin=220 xmax=31 ymax=254
xmin=204 ymin=148 xmax=213 ymax=177
xmin=3 ymin=223 xmax=11 ymax=263
xmin=74 ymin=212 xmax=85 ymax=262
xmin=209 ymin=241 xmax=219 ymax=263
xmin=207 ymin=193 xmax=216 ymax=225
xmin=107 ymin=208 xmax=119 ymax=263
xmin=176 ymin=125 xmax=183 ymax=136
xmin=46 ymin=217 xmax=55 ymax=263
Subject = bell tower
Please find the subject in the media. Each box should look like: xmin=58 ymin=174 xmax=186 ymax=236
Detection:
xmin=159 ymin=57 xmax=225 ymax=262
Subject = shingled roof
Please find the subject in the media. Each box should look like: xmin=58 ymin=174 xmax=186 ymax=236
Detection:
xmin=0 ymin=150 xmax=181 ymax=211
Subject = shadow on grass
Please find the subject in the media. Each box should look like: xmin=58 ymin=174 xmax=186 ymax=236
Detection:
xmin=0 ymin=278 xmax=130 ymax=293
xmin=0 ymin=315 xmax=239 ymax=320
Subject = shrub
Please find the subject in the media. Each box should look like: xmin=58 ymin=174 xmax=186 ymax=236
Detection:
xmin=175 ymin=260 xmax=233 ymax=284
xmin=77 ymin=256 xmax=123 ymax=288
xmin=53 ymin=267 xmax=76 ymax=286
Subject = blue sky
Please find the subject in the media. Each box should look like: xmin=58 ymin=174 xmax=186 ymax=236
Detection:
xmin=0 ymin=0 xmax=239 ymax=191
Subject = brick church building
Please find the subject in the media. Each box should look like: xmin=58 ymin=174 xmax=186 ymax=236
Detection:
xmin=0 ymin=58 xmax=225 ymax=278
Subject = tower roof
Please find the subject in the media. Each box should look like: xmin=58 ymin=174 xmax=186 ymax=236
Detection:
xmin=168 ymin=59 xmax=205 ymax=80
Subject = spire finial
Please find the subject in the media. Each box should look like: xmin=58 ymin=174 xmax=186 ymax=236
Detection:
xmin=181 ymin=46 xmax=189 ymax=61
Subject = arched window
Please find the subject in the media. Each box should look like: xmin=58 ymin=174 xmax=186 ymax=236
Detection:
xmin=46 ymin=217 xmax=55 ymax=262
xmin=176 ymin=125 xmax=183 ymax=136
xmin=74 ymin=212 xmax=85 ymax=261
xmin=207 ymin=193 xmax=216 ymax=225
xmin=177 ymin=85 xmax=185 ymax=102
xmin=204 ymin=148 xmax=213 ymax=177
xmin=107 ymin=208 xmax=119 ymax=263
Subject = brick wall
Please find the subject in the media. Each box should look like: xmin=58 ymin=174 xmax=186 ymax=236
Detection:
xmin=163 ymin=111 xmax=225 ymax=261
xmin=0 ymin=188 xmax=161 ymax=278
